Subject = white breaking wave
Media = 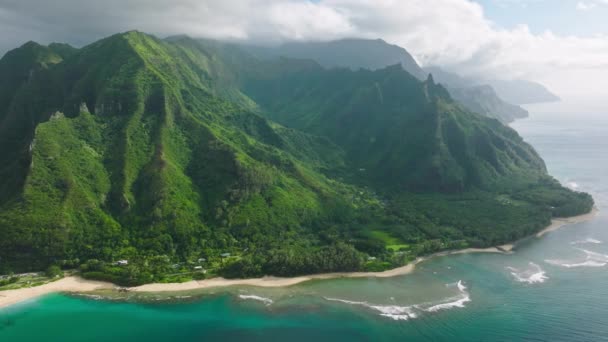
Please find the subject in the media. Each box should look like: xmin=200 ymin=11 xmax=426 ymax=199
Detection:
xmin=545 ymin=248 xmax=608 ymax=268
xmin=324 ymin=280 xmax=471 ymax=320
xmin=423 ymin=294 xmax=471 ymax=312
xmin=457 ymin=280 xmax=466 ymax=292
xmin=571 ymin=238 xmax=602 ymax=245
xmin=238 ymin=294 xmax=274 ymax=305
xmin=78 ymin=294 xmax=104 ymax=300
xmin=545 ymin=259 xmax=607 ymax=268
xmin=324 ymin=297 xmax=417 ymax=321
xmin=421 ymin=280 xmax=470 ymax=313
xmin=507 ymin=262 xmax=549 ymax=284
xmin=580 ymin=249 xmax=608 ymax=262
xmin=370 ymin=305 xmax=418 ymax=321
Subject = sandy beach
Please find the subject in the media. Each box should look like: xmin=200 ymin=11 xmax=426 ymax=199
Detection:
xmin=0 ymin=245 xmax=509 ymax=309
xmin=536 ymin=207 xmax=599 ymax=238
xmin=0 ymin=207 xmax=598 ymax=309
xmin=0 ymin=248 xmax=501 ymax=309
xmin=0 ymin=276 xmax=113 ymax=309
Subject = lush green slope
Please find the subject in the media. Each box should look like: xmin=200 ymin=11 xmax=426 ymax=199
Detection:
xmin=0 ymin=42 xmax=67 ymax=201
xmin=0 ymin=32 xmax=593 ymax=284
xmin=243 ymin=39 xmax=531 ymax=123
xmin=242 ymin=66 xmax=544 ymax=192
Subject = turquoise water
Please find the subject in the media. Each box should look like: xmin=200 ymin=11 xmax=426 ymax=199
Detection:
xmin=2 ymin=103 xmax=608 ymax=341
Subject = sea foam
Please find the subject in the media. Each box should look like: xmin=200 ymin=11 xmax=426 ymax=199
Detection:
xmin=545 ymin=248 xmax=608 ymax=268
xmin=507 ymin=262 xmax=549 ymax=284
xmin=420 ymin=280 xmax=470 ymax=313
xmin=580 ymin=249 xmax=608 ymax=262
xmin=324 ymin=297 xmax=417 ymax=321
xmin=423 ymin=294 xmax=471 ymax=312
xmin=325 ymin=280 xmax=471 ymax=320
xmin=238 ymin=294 xmax=274 ymax=305
xmin=545 ymin=259 xmax=606 ymax=268
xmin=571 ymin=238 xmax=602 ymax=245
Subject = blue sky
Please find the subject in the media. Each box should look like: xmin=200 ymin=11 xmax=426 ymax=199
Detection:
xmin=475 ymin=0 xmax=608 ymax=35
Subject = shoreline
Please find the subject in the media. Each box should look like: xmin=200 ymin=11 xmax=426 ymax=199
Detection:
xmin=536 ymin=207 xmax=599 ymax=238
xmin=0 ymin=207 xmax=598 ymax=309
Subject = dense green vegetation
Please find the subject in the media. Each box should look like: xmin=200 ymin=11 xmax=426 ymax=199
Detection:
xmin=0 ymin=32 xmax=593 ymax=285
xmin=0 ymin=272 xmax=60 ymax=291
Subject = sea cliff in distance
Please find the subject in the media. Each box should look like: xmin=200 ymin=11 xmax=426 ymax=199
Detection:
xmin=0 ymin=31 xmax=593 ymax=288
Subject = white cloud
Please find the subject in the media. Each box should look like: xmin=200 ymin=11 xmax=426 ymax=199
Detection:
xmin=1 ymin=0 xmax=608 ymax=98
xmin=577 ymin=0 xmax=608 ymax=10
xmin=577 ymin=2 xmax=597 ymax=10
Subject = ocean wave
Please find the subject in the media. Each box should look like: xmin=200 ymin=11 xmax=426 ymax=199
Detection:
xmin=580 ymin=249 xmax=608 ymax=262
xmin=545 ymin=259 xmax=606 ymax=268
xmin=457 ymin=280 xmax=467 ymax=292
xmin=507 ymin=263 xmax=548 ymax=284
xmin=238 ymin=294 xmax=274 ymax=305
xmin=324 ymin=297 xmax=417 ymax=321
xmin=77 ymin=294 xmax=104 ymax=300
xmin=423 ymin=294 xmax=471 ymax=312
xmin=370 ymin=305 xmax=418 ymax=320
xmin=545 ymin=248 xmax=608 ymax=268
xmin=571 ymin=238 xmax=602 ymax=245
xmin=420 ymin=280 xmax=470 ymax=313
xmin=325 ymin=280 xmax=471 ymax=320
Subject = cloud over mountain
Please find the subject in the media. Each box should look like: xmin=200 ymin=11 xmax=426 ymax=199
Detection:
xmin=1 ymin=0 xmax=608 ymax=97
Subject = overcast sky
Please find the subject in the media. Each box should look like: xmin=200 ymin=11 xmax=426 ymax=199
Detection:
xmin=2 ymin=0 xmax=608 ymax=99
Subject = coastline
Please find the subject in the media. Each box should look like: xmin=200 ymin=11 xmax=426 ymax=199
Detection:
xmin=0 ymin=207 xmax=598 ymax=309
xmin=0 ymin=276 xmax=113 ymax=309
xmin=536 ymin=207 xmax=599 ymax=238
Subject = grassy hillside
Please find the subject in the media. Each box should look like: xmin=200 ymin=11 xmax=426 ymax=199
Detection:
xmin=0 ymin=32 xmax=593 ymax=285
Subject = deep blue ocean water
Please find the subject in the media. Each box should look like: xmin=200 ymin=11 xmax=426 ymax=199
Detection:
xmin=2 ymin=102 xmax=608 ymax=341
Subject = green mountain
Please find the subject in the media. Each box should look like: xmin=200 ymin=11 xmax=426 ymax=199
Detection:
xmin=424 ymin=66 xmax=529 ymax=123
xmin=242 ymin=66 xmax=539 ymax=192
xmin=244 ymin=38 xmax=427 ymax=80
xmin=448 ymin=85 xmax=529 ymax=123
xmin=243 ymin=39 xmax=530 ymax=124
xmin=425 ymin=66 xmax=559 ymax=106
xmin=0 ymin=32 xmax=592 ymax=285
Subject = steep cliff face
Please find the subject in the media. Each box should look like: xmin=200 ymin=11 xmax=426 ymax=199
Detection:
xmin=243 ymin=66 xmax=546 ymax=192
xmin=424 ymin=66 xmax=530 ymax=123
xmin=449 ymin=85 xmax=529 ymax=123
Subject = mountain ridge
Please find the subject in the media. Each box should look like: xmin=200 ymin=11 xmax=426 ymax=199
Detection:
xmin=0 ymin=32 xmax=593 ymax=285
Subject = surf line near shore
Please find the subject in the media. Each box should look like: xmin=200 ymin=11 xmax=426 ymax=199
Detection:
xmin=0 ymin=207 xmax=598 ymax=309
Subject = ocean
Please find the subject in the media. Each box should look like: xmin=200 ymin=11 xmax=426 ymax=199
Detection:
xmin=2 ymin=101 xmax=608 ymax=341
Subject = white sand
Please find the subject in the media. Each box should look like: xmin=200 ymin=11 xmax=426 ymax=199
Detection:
xmin=0 ymin=276 xmax=113 ymax=309
xmin=131 ymin=247 xmax=505 ymax=293
xmin=536 ymin=207 xmax=599 ymax=238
